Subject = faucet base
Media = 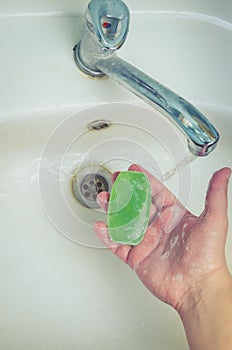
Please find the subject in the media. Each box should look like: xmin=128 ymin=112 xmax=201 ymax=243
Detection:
xmin=73 ymin=42 xmax=106 ymax=78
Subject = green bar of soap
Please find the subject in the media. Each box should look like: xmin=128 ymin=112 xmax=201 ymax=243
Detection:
xmin=107 ymin=171 xmax=151 ymax=245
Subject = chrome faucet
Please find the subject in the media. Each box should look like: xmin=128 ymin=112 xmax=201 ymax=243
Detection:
xmin=73 ymin=0 xmax=219 ymax=156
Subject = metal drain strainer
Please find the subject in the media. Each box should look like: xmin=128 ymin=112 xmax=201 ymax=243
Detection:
xmin=80 ymin=173 xmax=109 ymax=202
xmin=72 ymin=164 xmax=112 ymax=209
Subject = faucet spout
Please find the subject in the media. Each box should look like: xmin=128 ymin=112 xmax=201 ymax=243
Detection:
xmin=95 ymin=55 xmax=219 ymax=156
xmin=73 ymin=0 xmax=219 ymax=156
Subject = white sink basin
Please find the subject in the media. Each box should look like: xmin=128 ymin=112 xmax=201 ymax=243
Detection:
xmin=0 ymin=8 xmax=231 ymax=350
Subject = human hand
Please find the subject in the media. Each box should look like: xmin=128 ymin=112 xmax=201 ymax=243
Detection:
xmin=94 ymin=164 xmax=231 ymax=313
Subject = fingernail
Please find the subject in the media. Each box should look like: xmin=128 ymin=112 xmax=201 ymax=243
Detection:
xmin=96 ymin=194 xmax=101 ymax=206
xmin=129 ymin=164 xmax=141 ymax=172
xmin=226 ymin=168 xmax=231 ymax=181
xmin=93 ymin=222 xmax=107 ymax=235
xmin=111 ymin=171 xmax=120 ymax=183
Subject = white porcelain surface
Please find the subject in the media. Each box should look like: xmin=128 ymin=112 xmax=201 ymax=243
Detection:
xmin=0 ymin=11 xmax=232 ymax=118
xmin=1 ymin=0 xmax=232 ymax=23
xmin=0 ymin=7 xmax=232 ymax=350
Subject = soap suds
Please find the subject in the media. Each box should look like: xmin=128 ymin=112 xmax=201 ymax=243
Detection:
xmin=181 ymin=223 xmax=188 ymax=247
xmin=143 ymin=269 xmax=148 ymax=276
xmin=170 ymin=235 xmax=179 ymax=249
xmin=174 ymin=274 xmax=183 ymax=282
xmin=161 ymin=235 xmax=179 ymax=260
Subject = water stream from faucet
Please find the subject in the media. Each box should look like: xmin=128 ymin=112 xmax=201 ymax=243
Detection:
xmin=163 ymin=153 xmax=197 ymax=182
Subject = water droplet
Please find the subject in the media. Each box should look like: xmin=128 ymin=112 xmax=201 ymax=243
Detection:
xmin=175 ymin=274 xmax=183 ymax=282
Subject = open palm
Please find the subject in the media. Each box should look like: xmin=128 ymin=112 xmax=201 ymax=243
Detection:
xmin=94 ymin=164 xmax=231 ymax=311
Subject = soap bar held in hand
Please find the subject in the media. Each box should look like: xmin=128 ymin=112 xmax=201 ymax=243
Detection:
xmin=107 ymin=171 xmax=151 ymax=245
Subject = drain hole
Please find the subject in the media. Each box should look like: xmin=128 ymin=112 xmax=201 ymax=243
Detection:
xmin=80 ymin=173 xmax=109 ymax=202
xmin=87 ymin=120 xmax=112 ymax=131
xmin=72 ymin=165 xmax=112 ymax=209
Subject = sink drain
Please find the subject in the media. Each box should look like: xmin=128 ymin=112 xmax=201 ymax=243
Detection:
xmin=80 ymin=173 xmax=109 ymax=202
xmin=72 ymin=164 xmax=112 ymax=208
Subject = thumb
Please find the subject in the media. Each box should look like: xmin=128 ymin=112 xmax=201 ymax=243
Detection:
xmin=204 ymin=167 xmax=231 ymax=227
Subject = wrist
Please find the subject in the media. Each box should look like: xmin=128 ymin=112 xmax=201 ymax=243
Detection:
xmin=177 ymin=268 xmax=232 ymax=350
xmin=178 ymin=267 xmax=232 ymax=320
